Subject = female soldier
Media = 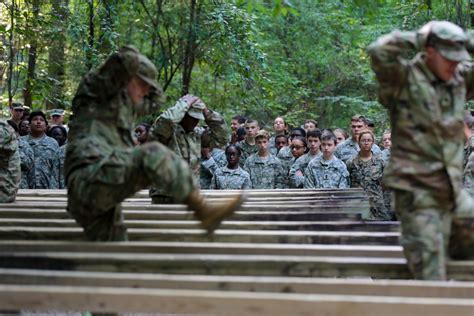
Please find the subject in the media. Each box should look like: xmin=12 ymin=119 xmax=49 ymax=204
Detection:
xmin=346 ymin=130 xmax=393 ymax=220
xmin=211 ymin=145 xmax=251 ymax=190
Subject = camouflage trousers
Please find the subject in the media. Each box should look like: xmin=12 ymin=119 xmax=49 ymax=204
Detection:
xmin=67 ymin=142 xmax=196 ymax=241
xmin=394 ymin=189 xmax=453 ymax=280
xmin=0 ymin=151 xmax=20 ymax=203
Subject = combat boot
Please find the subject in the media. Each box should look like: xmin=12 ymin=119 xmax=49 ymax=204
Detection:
xmin=185 ymin=189 xmax=245 ymax=233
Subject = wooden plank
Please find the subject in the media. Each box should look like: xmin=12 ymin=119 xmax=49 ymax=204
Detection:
xmin=1 ymin=268 xmax=473 ymax=298
xmin=0 ymin=284 xmax=472 ymax=315
xmin=0 ymin=219 xmax=399 ymax=232
xmin=0 ymin=241 xmax=405 ymax=258
xmin=0 ymin=227 xmax=400 ymax=244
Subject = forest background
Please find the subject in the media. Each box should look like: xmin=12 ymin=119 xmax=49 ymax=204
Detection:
xmin=1 ymin=0 xmax=474 ymax=134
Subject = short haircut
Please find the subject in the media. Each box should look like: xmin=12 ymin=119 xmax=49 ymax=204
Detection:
xmin=358 ymin=129 xmax=375 ymax=143
xmin=47 ymin=125 xmax=68 ymax=138
xmin=232 ymin=115 xmax=246 ymax=124
xmin=275 ymin=134 xmax=288 ymax=141
xmin=464 ymin=111 xmax=474 ymax=129
xmin=306 ymin=129 xmax=322 ymax=140
xmin=28 ymin=111 xmax=48 ymax=124
xmin=351 ymin=114 xmax=366 ymax=123
xmin=137 ymin=122 xmax=151 ymax=131
xmin=225 ymin=144 xmax=242 ymax=156
xmin=304 ymin=119 xmax=318 ymax=127
xmin=236 ymin=126 xmax=246 ymax=138
xmin=255 ymin=129 xmax=270 ymax=140
xmin=244 ymin=119 xmax=259 ymax=126
xmin=333 ymin=128 xmax=348 ymax=138
xmin=321 ymin=131 xmax=337 ymax=144
xmin=291 ymin=127 xmax=306 ymax=137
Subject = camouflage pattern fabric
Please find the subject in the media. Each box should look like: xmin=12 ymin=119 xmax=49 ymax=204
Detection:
xmin=289 ymin=152 xmax=321 ymax=188
xmin=243 ymin=154 xmax=285 ymax=189
xmin=66 ymin=46 xmax=196 ymax=241
xmin=210 ymin=166 xmax=251 ymax=190
xmin=464 ymin=152 xmax=473 ymax=195
xmin=200 ymin=148 xmax=227 ymax=189
xmin=59 ymin=143 xmax=66 ymax=189
xmin=381 ymin=148 xmax=391 ymax=162
xmin=22 ymin=134 xmax=60 ymax=189
xmin=303 ymin=156 xmax=349 ymax=189
xmin=0 ymin=120 xmax=20 ymax=203
xmin=236 ymin=140 xmax=258 ymax=168
xmin=334 ymin=137 xmax=382 ymax=164
xmin=368 ymin=27 xmax=473 ymax=280
xmin=464 ymin=134 xmax=474 ymax=170
xmin=18 ymin=137 xmax=34 ymax=189
xmin=346 ymin=154 xmax=393 ymax=220
xmin=277 ymin=145 xmax=293 ymax=188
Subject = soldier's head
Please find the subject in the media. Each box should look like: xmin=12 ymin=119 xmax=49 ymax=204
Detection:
xmin=320 ymin=131 xmax=337 ymax=160
xmin=135 ymin=122 xmax=151 ymax=145
xmin=255 ymin=130 xmax=270 ymax=154
xmin=273 ymin=116 xmax=287 ymax=134
xmin=47 ymin=125 xmax=68 ymax=147
xmin=9 ymin=102 xmax=25 ymax=122
xmin=358 ymin=129 xmax=375 ymax=153
xmin=307 ymin=129 xmax=322 ymax=155
xmin=181 ymin=98 xmax=205 ymax=133
xmin=289 ymin=127 xmax=306 ymax=141
xmin=28 ymin=111 xmax=48 ymax=137
xmin=382 ymin=130 xmax=392 ymax=150
xmin=244 ymin=119 xmax=260 ymax=139
xmin=333 ymin=128 xmax=348 ymax=145
xmin=125 ymin=48 xmax=159 ymax=106
xmin=290 ymin=136 xmax=308 ymax=159
xmin=50 ymin=108 xmax=65 ymax=126
xmin=236 ymin=126 xmax=246 ymax=142
xmin=275 ymin=134 xmax=288 ymax=153
xmin=231 ymin=115 xmax=246 ymax=132
xmin=225 ymin=144 xmax=241 ymax=169
xmin=422 ymin=21 xmax=470 ymax=82
xmin=304 ymin=119 xmax=318 ymax=132
xmin=19 ymin=119 xmax=30 ymax=136
xmin=350 ymin=115 xmax=367 ymax=140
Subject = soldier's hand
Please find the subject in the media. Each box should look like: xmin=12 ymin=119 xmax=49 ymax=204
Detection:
xmin=180 ymin=94 xmax=200 ymax=107
xmin=417 ymin=21 xmax=435 ymax=49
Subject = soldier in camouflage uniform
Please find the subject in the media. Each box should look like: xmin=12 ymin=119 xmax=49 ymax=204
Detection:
xmin=278 ymin=128 xmax=306 ymax=188
xmin=211 ymin=145 xmax=252 ymax=190
xmin=47 ymin=125 xmax=68 ymax=189
xmin=22 ymin=111 xmax=61 ymax=189
xmin=463 ymin=111 xmax=474 ymax=170
xmin=244 ymin=130 xmax=285 ymax=189
xmin=18 ymin=136 xmax=34 ymax=189
xmin=304 ymin=132 xmax=349 ymax=189
xmin=0 ymin=120 xmax=20 ymax=203
xmin=289 ymin=129 xmax=322 ymax=188
xmin=236 ymin=119 xmax=260 ymax=167
xmin=335 ymin=115 xmax=382 ymax=164
xmin=368 ymin=21 xmax=474 ymax=279
xmin=149 ymin=94 xmax=227 ymax=202
xmin=200 ymin=129 xmax=227 ymax=189
xmin=65 ymin=46 xmax=243 ymax=241
xmin=269 ymin=116 xmax=287 ymax=155
xmin=347 ymin=130 xmax=393 ymax=220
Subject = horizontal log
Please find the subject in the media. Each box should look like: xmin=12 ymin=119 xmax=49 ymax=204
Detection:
xmin=1 ymin=268 xmax=472 ymax=298
xmin=0 ymin=241 xmax=404 ymax=258
xmin=0 ymin=227 xmax=400 ymax=244
xmin=1 ymin=284 xmax=472 ymax=315
xmin=0 ymin=219 xmax=399 ymax=232
xmin=0 ymin=209 xmax=362 ymax=221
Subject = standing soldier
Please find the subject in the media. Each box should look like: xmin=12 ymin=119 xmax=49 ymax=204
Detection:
xmin=0 ymin=120 xmax=20 ymax=202
xmin=368 ymin=21 xmax=474 ymax=280
xmin=65 ymin=46 xmax=243 ymax=241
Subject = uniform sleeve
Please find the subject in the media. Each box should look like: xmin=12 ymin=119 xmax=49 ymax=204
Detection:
xmin=338 ymin=164 xmax=350 ymax=189
xmin=51 ymin=146 xmax=61 ymax=189
xmin=289 ymin=159 xmax=304 ymax=188
xmin=0 ymin=123 xmax=17 ymax=158
xmin=242 ymin=173 xmax=252 ymax=190
xmin=275 ymin=159 xmax=286 ymax=189
xmin=204 ymin=110 xmax=228 ymax=149
xmin=151 ymin=99 xmax=189 ymax=144
xmin=210 ymin=172 xmax=218 ymax=190
xmin=367 ymin=30 xmax=417 ymax=109
xmin=303 ymin=163 xmax=316 ymax=189
xmin=201 ymin=157 xmax=219 ymax=178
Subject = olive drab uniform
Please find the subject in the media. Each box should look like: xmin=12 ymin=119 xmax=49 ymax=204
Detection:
xmin=210 ymin=166 xmax=252 ymax=190
xmin=368 ymin=21 xmax=474 ymax=280
xmin=0 ymin=120 xmax=20 ymax=203
xmin=346 ymin=154 xmax=393 ymax=220
xmin=289 ymin=152 xmax=321 ymax=188
xmin=303 ymin=156 xmax=349 ymax=189
xmin=65 ymin=46 xmax=197 ymax=241
xmin=334 ymin=137 xmax=382 ymax=164
xmin=149 ymin=98 xmax=227 ymax=201
xmin=243 ymin=154 xmax=285 ymax=189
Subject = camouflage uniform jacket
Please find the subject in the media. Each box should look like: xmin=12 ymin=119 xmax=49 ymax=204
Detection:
xmin=335 ymin=137 xmax=382 ymax=164
xmin=464 ymin=152 xmax=474 ymax=195
xmin=289 ymin=152 xmax=322 ymax=188
xmin=210 ymin=166 xmax=251 ymax=190
xmin=200 ymin=148 xmax=227 ymax=189
xmin=236 ymin=139 xmax=258 ymax=168
xmin=464 ymin=134 xmax=474 ymax=169
xmin=0 ymin=120 xmax=20 ymax=202
xmin=243 ymin=154 xmax=286 ymax=189
xmin=18 ymin=137 xmax=34 ymax=189
xmin=23 ymin=134 xmax=60 ymax=189
xmin=59 ymin=143 xmax=66 ymax=189
xmin=346 ymin=154 xmax=391 ymax=219
xmin=368 ymin=31 xmax=472 ymax=206
xmin=151 ymin=100 xmax=227 ymax=178
xmin=303 ymin=156 xmax=349 ymax=189
xmin=277 ymin=145 xmax=293 ymax=188
xmin=381 ymin=148 xmax=391 ymax=163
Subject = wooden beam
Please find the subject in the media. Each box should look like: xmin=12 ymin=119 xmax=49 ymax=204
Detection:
xmin=0 ymin=284 xmax=472 ymax=315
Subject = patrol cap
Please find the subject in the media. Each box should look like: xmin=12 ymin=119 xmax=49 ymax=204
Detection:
xmin=255 ymin=129 xmax=270 ymax=140
xmin=137 ymin=54 xmax=158 ymax=90
xmin=11 ymin=102 xmax=24 ymax=110
xmin=186 ymin=100 xmax=205 ymax=120
xmin=428 ymin=21 xmax=470 ymax=61
xmin=50 ymin=108 xmax=65 ymax=116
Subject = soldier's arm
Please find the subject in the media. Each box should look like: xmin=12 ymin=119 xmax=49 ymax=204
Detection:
xmin=210 ymin=173 xmax=218 ymax=190
xmin=275 ymin=160 xmax=286 ymax=189
xmin=204 ymin=108 xmax=228 ymax=149
xmin=338 ymin=165 xmax=350 ymax=189
xmin=289 ymin=159 xmax=304 ymax=188
xmin=242 ymin=173 xmax=252 ymax=190
xmin=303 ymin=165 xmax=316 ymax=189
xmin=150 ymin=99 xmax=190 ymax=144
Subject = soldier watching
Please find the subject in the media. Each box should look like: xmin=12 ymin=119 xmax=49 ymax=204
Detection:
xmin=269 ymin=116 xmax=288 ymax=155
xmin=211 ymin=144 xmax=252 ymax=190
xmin=7 ymin=102 xmax=25 ymax=130
xmin=236 ymin=119 xmax=260 ymax=167
xmin=289 ymin=129 xmax=322 ymax=188
xmin=274 ymin=134 xmax=288 ymax=154
xmin=368 ymin=21 xmax=474 ymax=279
xmin=303 ymin=119 xmax=318 ymax=133
xmin=0 ymin=120 xmax=20 ymax=203
xmin=333 ymin=128 xmax=348 ymax=145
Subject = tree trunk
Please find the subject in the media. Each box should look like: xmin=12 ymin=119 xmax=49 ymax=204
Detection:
xmin=86 ymin=0 xmax=95 ymax=70
xmin=23 ymin=0 xmax=40 ymax=109
xmin=181 ymin=0 xmax=198 ymax=95
xmin=98 ymin=0 xmax=116 ymax=54
xmin=7 ymin=0 xmax=15 ymax=106
xmin=46 ymin=0 xmax=69 ymax=110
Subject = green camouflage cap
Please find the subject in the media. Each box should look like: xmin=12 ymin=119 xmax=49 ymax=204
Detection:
xmin=429 ymin=21 xmax=470 ymax=61
xmin=50 ymin=108 xmax=65 ymax=116
xmin=137 ymin=54 xmax=158 ymax=90
xmin=10 ymin=102 xmax=24 ymax=110
xmin=187 ymin=100 xmax=205 ymax=120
